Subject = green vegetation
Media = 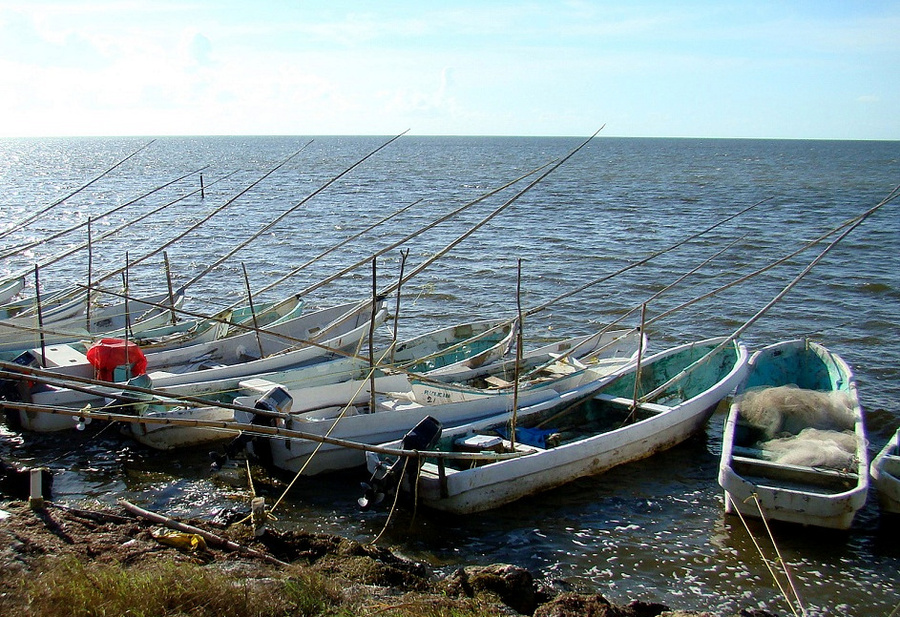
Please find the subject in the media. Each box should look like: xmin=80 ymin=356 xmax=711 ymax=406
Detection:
xmin=13 ymin=557 xmax=340 ymax=617
xmin=4 ymin=555 xmax=506 ymax=617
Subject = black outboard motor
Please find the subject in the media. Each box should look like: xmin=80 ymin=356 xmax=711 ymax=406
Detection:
xmin=358 ymin=415 xmax=442 ymax=509
xmin=211 ymin=385 xmax=292 ymax=470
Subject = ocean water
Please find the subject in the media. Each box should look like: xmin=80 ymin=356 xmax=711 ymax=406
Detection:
xmin=0 ymin=135 xmax=898 ymax=614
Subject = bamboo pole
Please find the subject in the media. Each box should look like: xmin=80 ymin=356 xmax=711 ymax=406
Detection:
xmin=34 ymin=265 xmax=46 ymax=369
xmin=241 ymin=263 xmax=264 ymax=359
xmin=390 ymin=248 xmax=410 ymax=365
xmin=378 ymin=129 xmax=606 ymax=300
xmin=253 ymin=200 xmax=421 ymax=300
xmin=179 ymin=132 xmax=406 ymax=293
xmin=522 ymin=196 xmax=773 ymax=320
xmin=369 ymin=257 xmax=378 ymax=415
xmin=510 ymin=258 xmax=524 ymax=451
xmin=0 ymin=165 xmax=208 ymax=262
xmin=163 ymin=251 xmax=177 ymax=325
xmin=119 ymin=500 xmax=287 ymax=566
xmin=92 ymin=145 xmax=312 ymax=292
xmin=627 ymin=303 xmax=647 ymax=421
xmin=637 ymin=185 xmax=897 ymax=405
xmin=292 ymin=161 xmax=554 ymax=300
xmin=85 ymin=217 xmax=93 ymax=330
xmin=0 ymin=139 xmax=155 ymax=241
xmin=0 ymin=398 xmax=527 ymax=463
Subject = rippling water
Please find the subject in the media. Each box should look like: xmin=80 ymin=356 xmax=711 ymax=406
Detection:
xmin=1 ymin=136 xmax=898 ymax=614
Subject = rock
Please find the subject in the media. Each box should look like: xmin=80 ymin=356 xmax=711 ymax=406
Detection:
xmin=444 ymin=563 xmax=537 ymax=615
xmin=535 ymin=593 xmax=671 ymax=617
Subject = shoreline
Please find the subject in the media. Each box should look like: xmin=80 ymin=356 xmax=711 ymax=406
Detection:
xmin=0 ymin=498 xmax=778 ymax=617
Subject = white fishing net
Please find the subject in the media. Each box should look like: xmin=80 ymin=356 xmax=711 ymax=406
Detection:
xmin=738 ymin=384 xmax=856 ymax=439
xmin=737 ymin=384 xmax=858 ymax=468
xmin=760 ymin=427 xmax=858 ymax=468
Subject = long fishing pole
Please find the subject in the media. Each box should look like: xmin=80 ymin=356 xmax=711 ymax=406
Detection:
xmin=54 ymin=171 xmax=238 ymax=279
xmin=251 ymin=198 xmax=423 ymax=299
xmin=0 ymin=171 xmax=239 ymax=319
xmin=507 ymin=235 xmax=748 ymax=383
xmin=644 ymin=184 xmax=900 ymax=328
xmin=180 ymin=132 xmax=408 ymax=292
xmin=0 ymin=139 xmax=156 ymax=241
xmin=378 ymin=128 xmax=606 ymax=299
xmin=0 ymin=398 xmax=526 ymax=463
xmin=89 ymin=142 xmax=314 ymax=291
xmin=637 ymin=185 xmax=899 ymax=404
xmin=293 ymin=159 xmax=556 ymax=299
xmin=0 ymin=165 xmax=208 ymax=262
xmin=522 ymin=196 xmax=774 ymax=319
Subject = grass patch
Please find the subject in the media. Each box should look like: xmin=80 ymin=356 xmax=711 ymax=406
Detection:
xmin=11 ymin=556 xmax=343 ymax=617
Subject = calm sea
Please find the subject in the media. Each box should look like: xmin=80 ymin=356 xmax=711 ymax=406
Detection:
xmin=1 ymin=136 xmax=898 ymax=615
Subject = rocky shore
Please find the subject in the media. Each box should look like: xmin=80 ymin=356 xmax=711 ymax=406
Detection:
xmin=0 ymin=498 xmax=779 ymax=617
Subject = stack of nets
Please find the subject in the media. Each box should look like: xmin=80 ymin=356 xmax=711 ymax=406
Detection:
xmin=738 ymin=384 xmax=857 ymax=469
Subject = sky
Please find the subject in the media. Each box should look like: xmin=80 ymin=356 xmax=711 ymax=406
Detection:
xmin=0 ymin=1 xmax=898 ymax=140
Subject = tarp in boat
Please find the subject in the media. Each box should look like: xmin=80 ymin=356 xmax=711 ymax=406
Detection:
xmin=86 ymin=338 xmax=147 ymax=381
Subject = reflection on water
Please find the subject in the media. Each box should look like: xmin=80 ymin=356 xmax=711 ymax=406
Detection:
xmin=1 ymin=136 xmax=899 ymax=614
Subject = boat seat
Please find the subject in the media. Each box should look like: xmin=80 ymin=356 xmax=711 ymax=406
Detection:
xmin=731 ymin=455 xmax=858 ymax=483
xmin=238 ymin=377 xmax=286 ymax=395
xmin=484 ymin=375 xmax=513 ymax=388
xmin=28 ymin=345 xmax=89 ymax=368
xmin=592 ymin=393 xmax=668 ymax=415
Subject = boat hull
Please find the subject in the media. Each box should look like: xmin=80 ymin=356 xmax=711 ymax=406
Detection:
xmin=869 ymin=429 xmax=900 ymax=514
xmin=372 ymin=337 xmax=748 ymax=514
xmin=718 ymin=339 xmax=869 ymax=530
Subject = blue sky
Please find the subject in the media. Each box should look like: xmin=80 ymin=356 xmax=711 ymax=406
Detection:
xmin=0 ymin=1 xmax=897 ymax=139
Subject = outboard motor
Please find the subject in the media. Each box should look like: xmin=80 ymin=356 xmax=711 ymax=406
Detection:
xmin=105 ymin=373 xmax=155 ymax=416
xmin=358 ymin=415 xmax=442 ymax=509
xmin=211 ymin=385 xmax=292 ymax=470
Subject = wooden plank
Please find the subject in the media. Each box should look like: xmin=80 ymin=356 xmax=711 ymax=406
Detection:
xmin=732 ymin=455 xmax=857 ymax=482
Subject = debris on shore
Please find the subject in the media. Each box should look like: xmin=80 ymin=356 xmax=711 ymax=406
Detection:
xmin=0 ymin=499 xmax=777 ymax=616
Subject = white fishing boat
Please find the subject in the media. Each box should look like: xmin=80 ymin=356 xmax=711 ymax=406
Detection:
xmin=422 ymin=327 xmax=641 ymax=385
xmin=410 ymin=328 xmax=645 ymax=404
xmin=120 ymin=319 xmax=517 ymax=450
xmin=718 ymin=339 xmax=868 ymax=530
xmin=130 ymin=293 xmax=304 ymax=352
xmin=0 ymin=289 xmax=186 ymax=356
xmin=363 ymin=337 xmax=747 ymax=514
xmin=4 ymin=299 xmax=385 ymax=431
xmin=0 ymin=285 xmax=90 ymax=325
xmin=869 ymin=428 xmax=900 ymax=514
xmin=231 ymin=329 xmax=645 ymax=476
xmin=0 ymin=276 xmax=25 ymax=305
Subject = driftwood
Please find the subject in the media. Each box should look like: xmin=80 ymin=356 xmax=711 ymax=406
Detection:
xmin=119 ymin=499 xmax=287 ymax=567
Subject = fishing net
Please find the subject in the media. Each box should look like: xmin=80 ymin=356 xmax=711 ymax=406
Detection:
xmin=761 ymin=427 xmax=858 ymax=469
xmin=738 ymin=385 xmax=858 ymax=468
xmin=737 ymin=384 xmax=855 ymax=440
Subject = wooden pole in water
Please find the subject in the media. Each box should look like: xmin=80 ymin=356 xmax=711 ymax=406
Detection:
xmin=390 ymin=248 xmax=409 ymax=365
xmin=628 ymin=303 xmax=648 ymax=421
xmin=163 ymin=251 xmax=177 ymax=325
xmin=200 ymin=173 xmax=205 ymax=199
xmin=369 ymin=256 xmax=378 ymax=415
xmin=510 ymin=258 xmax=524 ymax=451
xmin=241 ymin=263 xmax=264 ymax=359
xmin=86 ymin=217 xmax=92 ymax=331
xmin=123 ymin=253 xmax=131 ymax=373
xmin=34 ymin=264 xmax=46 ymax=369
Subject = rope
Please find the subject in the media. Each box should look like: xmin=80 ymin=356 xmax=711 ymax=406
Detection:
xmin=732 ymin=494 xmax=801 ymax=617
xmin=371 ymin=456 xmax=410 ymax=545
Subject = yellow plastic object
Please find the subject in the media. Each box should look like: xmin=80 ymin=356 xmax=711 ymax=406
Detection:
xmin=151 ymin=528 xmax=208 ymax=552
